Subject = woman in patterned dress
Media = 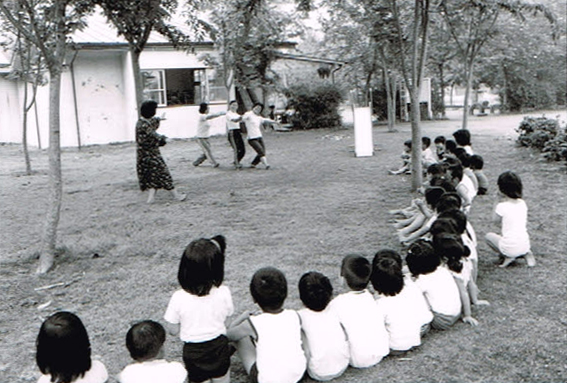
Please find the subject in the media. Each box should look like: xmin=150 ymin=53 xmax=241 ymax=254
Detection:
xmin=136 ymin=100 xmax=186 ymax=203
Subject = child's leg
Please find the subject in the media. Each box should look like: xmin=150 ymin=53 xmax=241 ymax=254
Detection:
xmin=484 ymin=232 xmax=502 ymax=254
xmin=248 ymin=139 xmax=265 ymax=166
xmin=399 ymin=212 xmax=426 ymax=236
xmin=146 ymin=188 xmax=156 ymax=204
xmin=228 ymin=131 xmax=240 ymax=167
xmin=234 ymin=336 xmax=256 ymax=376
xmin=197 ymin=138 xmax=218 ymax=166
xmin=394 ymin=213 xmax=419 ymax=229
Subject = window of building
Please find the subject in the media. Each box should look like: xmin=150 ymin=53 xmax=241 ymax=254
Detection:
xmin=142 ymin=67 xmax=228 ymax=107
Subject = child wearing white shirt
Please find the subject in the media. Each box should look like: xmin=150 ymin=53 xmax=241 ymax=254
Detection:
xmin=329 ymin=255 xmax=389 ymax=368
xmin=242 ymin=103 xmax=279 ymax=169
xmin=118 ymin=321 xmax=186 ymax=383
xmin=298 ymin=271 xmax=349 ymax=381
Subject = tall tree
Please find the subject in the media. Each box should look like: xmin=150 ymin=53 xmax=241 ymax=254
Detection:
xmin=94 ymin=0 xmax=189 ymax=113
xmin=439 ymin=0 xmax=556 ymax=128
xmin=0 ymin=0 xmax=93 ymax=273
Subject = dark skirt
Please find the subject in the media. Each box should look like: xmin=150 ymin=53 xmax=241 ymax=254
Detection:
xmin=136 ymin=148 xmax=174 ymax=191
xmin=183 ymin=335 xmax=231 ymax=382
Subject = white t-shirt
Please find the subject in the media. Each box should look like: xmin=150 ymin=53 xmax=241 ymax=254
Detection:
xmin=249 ymin=309 xmax=306 ymax=383
xmin=449 ymin=259 xmax=473 ymax=286
xmin=298 ymin=307 xmax=350 ymax=381
xmin=196 ymin=114 xmax=211 ymax=138
xmin=329 ymin=290 xmax=389 ymax=368
xmin=242 ymin=111 xmax=265 ymax=139
xmin=413 ymin=267 xmax=462 ymax=317
xmin=422 ymin=147 xmax=437 ymax=167
xmin=118 ymin=360 xmax=187 ymax=383
xmin=163 ymin=285 xmax=234 ymax=342
xmin=495 ymin=199 xmax=531 ymax=257
xmin=375 ymin=278 xmax=433 ymax=352
xmin=226 ymin=111 xmax=241 ymax=131
xmin=38 ymin=360 xmax=108 ymax=383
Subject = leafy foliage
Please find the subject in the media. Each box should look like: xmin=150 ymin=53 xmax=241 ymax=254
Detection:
xmin=516 ymin=115 xmax=567 ymax=163
xmin=283 ymin=83 xmax=343 ymax=130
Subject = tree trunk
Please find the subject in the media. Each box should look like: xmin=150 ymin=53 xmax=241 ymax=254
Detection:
xmin=439 ymin=63 xmax=446 ymax=118
xmin=461 ymin=62 xmax=474 ymax=130
xmin=384 ymin=70 xmax=397 ymax=132
xmin=38 ymin=69 xmax=63 ymax=274
xmin=410 ymin=88 xmax=423 ymax=191
xmin=131 ymin=49 xmax=143 ymax=115
xmin=22 ymin=81 xmax=32 ymax=175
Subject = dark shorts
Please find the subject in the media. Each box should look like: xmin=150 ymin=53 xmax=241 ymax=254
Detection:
xmin=249 ymin=363 xmax=259 ymax=383
xmin=183 ymin=335 xmax=231 ymax=383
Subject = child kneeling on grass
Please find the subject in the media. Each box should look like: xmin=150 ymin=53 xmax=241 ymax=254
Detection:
xmin=118 ymin=321 xmax=186 ymax=383
xmin=298 ymin=272 xmax=350 ymax=381
xmin=329 ymin=255 xmax=390 ymax=368
xmin=228 ymin=267 xmax=306 ymax=383
xmin=485 ymin=171 xmax=535 ymax=268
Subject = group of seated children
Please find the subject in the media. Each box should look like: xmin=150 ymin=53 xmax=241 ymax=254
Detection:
xmin=391 ymin=129 xmax=489 ymax=244
xmin=35 ymin=225 xmax=497 ymax=383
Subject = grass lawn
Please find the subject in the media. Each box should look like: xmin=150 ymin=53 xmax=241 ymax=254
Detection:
xmin=1 ymin=110 xmax=566 ymax=382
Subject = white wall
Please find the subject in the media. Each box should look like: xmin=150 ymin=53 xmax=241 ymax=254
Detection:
xmin=0 ymin=77 xmax=22 ymax=144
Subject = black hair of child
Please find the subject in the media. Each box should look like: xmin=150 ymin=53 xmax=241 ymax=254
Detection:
xmin=497 ymin=171 xmax=523 ymax=199
xmin=403 ymin=139 xmax=412 ymax=149
xmin=430 ymin=177 xmax=456 ymax=193
xmin=425 ymin=186 xmax=446 ymax=208
xmin=447 ymin=162 xmax=464 ymax=182
xmin=452 ymin=129 xmax=472 ymax=146
xmin=298 ymin=271 xmax=333 ymax=312
xmin=453 ymin=147 xmax=471 ymax=168
xmin=435 ymin=192 xmax=462 ymax=213
xmin=253 ymin=102 xmax=265 ymax=112
xmin=250 ymin=267 xmax=288 ymax=311
xmin=140 ymin=100 xmax=158 ymax=119
xmin=370 ymin=249 xmax=404 ymax=297
xmin=433 ymin=233 xmax=470 ymax=273
xmin=36 ymin=311 xmax=92 ymax=383
xmin=429 ymin=217 xmax=459 ymax=237
xmin=341 ymin=254 xmax=372 ymax=291
xmin=406 ymin=239 xmax=440 ymax=277
xmin=126 ymin=320 xmax=166 ymax=362
xmin=434 ymin=135 xmax=446 ymax=144
xmin=438 ymin=209 xmax=467 ymax=234
xmin=178 ymin=235 xmax=226 ymax=297
xmin=469 ymin=154 xmax=484 ymax=170
xmin=445 ymin=139 xmax=457 ymax=154
xmin=427 ymin=163 xmax=446 ymax=177
xmin=199 ymin=102 xmax=209 ymax=114
xmin=422 ymin=136 xmax=431 ymax=148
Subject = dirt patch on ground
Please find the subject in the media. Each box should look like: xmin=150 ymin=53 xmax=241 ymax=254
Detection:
xmin=1 ymin=110 xmax=566 ymax=382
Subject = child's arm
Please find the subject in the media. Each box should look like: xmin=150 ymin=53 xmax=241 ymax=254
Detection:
xmin=414 ymin=199 xmax=434 ymax=219
xmin=205 ymin=111 xmax=227 ymax=120
xmin=456 ymin=184 xmax=472 ymax=212
xmin=227 ymin=314 xmax=256 ymax=342
xmin=399 ymin=217 xmax=432 ymax=244
xmin=164 ymin=321 xmax=180 ymax=337
xmin=453 ymin=276 xmax=478 ymax=326
xmin=468 ymin=278 xmax=490 ymax=306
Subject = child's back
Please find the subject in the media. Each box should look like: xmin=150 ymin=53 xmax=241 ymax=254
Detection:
xmin=119 ymin=360 xmax=186 ymax=383
xmin=330 ymin=290 xmax=389 ymax=367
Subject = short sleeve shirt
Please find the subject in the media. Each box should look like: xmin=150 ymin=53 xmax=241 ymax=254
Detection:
xmin=38 ymin=360 xmax=108 ymax=383
xmin=242 ymin=111 xmax=265 ymax=139
xmin=118 ymin=360 xmax=187 ymax=383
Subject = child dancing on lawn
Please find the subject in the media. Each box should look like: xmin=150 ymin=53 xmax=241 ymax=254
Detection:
xmin=193 ymin=103 xmax=226 ymax=168
xmin=36 ymin=311 xmax=108 ymax=383
xmin=118 ymin=320 xmax=187 ymax=383
xmin=298 ymin=271 xmax=349 ymax=381
xmin=485 ymin=171 xmax=535 ymax=268
xmin=226 ymin=100 xmax=246 ymax=169
xmin=242 ymin=103 xmax=280 ymax=169
xmin=228 ymin=267 xmax=306 ymax=383
xmin=164 ymin=235 xmax=233 ymax=383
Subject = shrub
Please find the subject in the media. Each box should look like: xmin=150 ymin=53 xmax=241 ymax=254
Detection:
xmin=542 ymin=135 xmax=567 ymax=163
xmin=283 ymin=84 xmax=343 ymax=130
xmin=516 ymin=116 xmax=558 ymax=149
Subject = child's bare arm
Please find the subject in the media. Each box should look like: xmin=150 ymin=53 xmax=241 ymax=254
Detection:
xmin=468 ymin=279 xmax=490 ymax=306
xmin=454 ymin=277 xmax=478 ymax=326
xmin=227 ymin=316 xmax=256 ymax=342
xmin=164 ymin=321 xmax=180 ymax=337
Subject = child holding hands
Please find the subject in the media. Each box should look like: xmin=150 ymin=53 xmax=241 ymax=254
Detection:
xmin=228 ymin=267 xmax=306 ymax=383
xmin=164 ymin=235 xmax=233 ymax=383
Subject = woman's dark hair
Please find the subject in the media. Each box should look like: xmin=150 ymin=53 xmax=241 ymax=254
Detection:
xmin=469 ymin=154 xmax=484 ymax=170
xmin=178 ymin=235 xmax=226 ymax=296
xmin=140 ymin=100 xmax=158 ymax=119
xmin=340 ymin=254 xmax=372 ymax=291
xmin=406 ymin=239 xmax=439 ymax=277
xmin=199 ymin=102 xmax=209 ymax=114
xmin=370 ymin=249 xmax=404 ymax=296
xmin=497 ymin=171 xmax=522 ymax=199
xmin=445 ymin=139 xmax=457 ymax=154
xmin=298 ymin=271 xmax=333 ymax=312
xmin=433 ymin=233 xmax=470 ymax=273
xmin=250 ymin=267 xmax=287 ymax=311
xmin=126 ymin=320 xmax=166 ymax=362
xmin=36 ymin=311 xmax=92 ymax=383
xmin=452 ymin=129 xmax=472 ymax=146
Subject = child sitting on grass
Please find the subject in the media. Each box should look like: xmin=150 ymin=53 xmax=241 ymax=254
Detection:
xmin=398 ymin=187 xmax=445 ymax=245
xmin=433 ymin=233 xmax=489 ymax=326
xmin=36 ymin=311 xmax=108 ymax=383
xmin=371 ymin=250 xmax=433 ymax=354
xmin=228 ymin=267 xmax=306 ymax=383
xmin=453 ymin=148 xmax=479 ymax=193
xmin=453 ymin=129 xmax=474 ymax=155
xmin=421 ymin=136 xmax=438 ymax=169
xmin=447 ymin=161 xmax=475 ymax=214
xmin=298 ymin=271 xmax=349 ymax=381
xmin=329 ymin=255 xmax=389 ymax=368
xmin=118 ymin=321 xmax=186 ymax=383
xmin=406 ymin=240 xmax=462 ymax=330
xmin=470 ymin=154 xmax=488 ymax=195
xmin=164 ymin=236 xmax=233 ymax=383
xmin=434 ymin=136 xmax=446 ymax=161
xmin=485 ymin=171 xmax=535 ymax=268
xmin=389 ymin=139 xmax=412 ymax=175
